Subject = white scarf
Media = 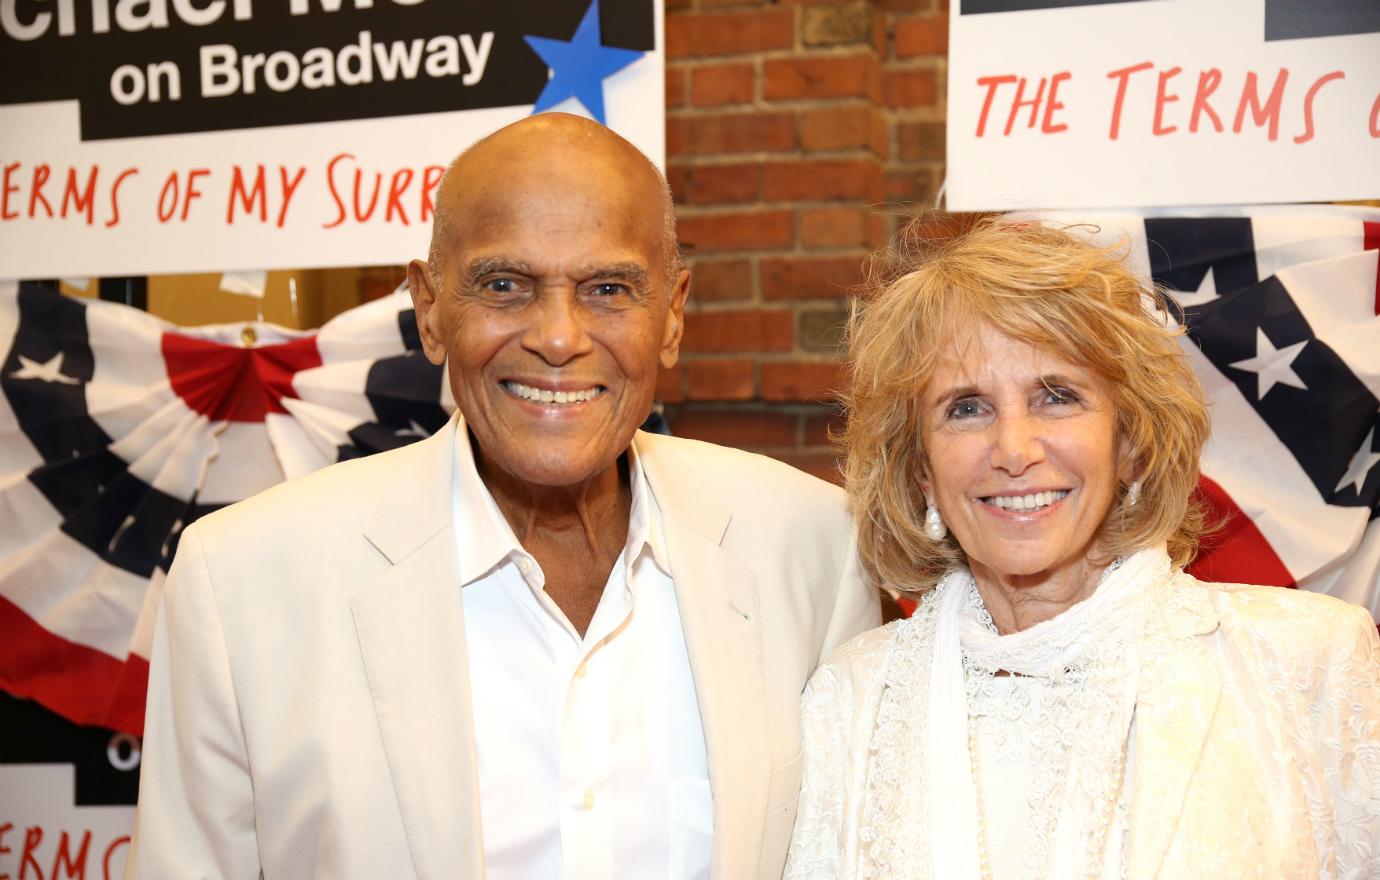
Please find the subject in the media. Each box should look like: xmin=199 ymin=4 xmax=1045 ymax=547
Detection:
xmin=863 ymin=544 xmax=1175 ymax=879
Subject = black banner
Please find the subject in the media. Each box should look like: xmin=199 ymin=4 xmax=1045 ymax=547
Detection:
xmin=0 ymin=0 xmax=653 ymax=140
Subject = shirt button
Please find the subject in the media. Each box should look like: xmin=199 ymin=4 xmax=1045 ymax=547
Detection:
xmin=516 ymin=557 xmax=533 ymax=575
xmin=583 ymin=790 xmax=595 ymax=811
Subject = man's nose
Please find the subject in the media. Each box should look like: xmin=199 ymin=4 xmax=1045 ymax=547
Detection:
xmin=990 ymin=413 xmax=1044 ymax=475
xmin=520 ymin=291 xmax=594 ymax=366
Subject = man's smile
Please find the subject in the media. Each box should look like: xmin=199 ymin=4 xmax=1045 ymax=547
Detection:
xmin=500 ymin=379 xmax=607 ymax=406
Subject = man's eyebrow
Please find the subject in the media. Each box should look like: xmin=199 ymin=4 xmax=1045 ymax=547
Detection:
xmin=580 ymin=262 xmax=650 ymax=286
xmin=464 ymin=256 xmax=534 ymax=283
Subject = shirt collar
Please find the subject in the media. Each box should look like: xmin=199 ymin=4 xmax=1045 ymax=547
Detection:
xmin=626 ymin=439 xmax=669 ymax=575
xmin=450 ymin=426 xmax=669 ymax=585
xmin=451 ymin=427 xmax=524 ymax=587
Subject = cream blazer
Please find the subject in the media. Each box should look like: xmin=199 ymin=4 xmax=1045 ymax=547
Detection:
xmin=787 ymin=578 xmax=1380 ymax=879
xmin=126 ymin=415 xmax=880 ymax=879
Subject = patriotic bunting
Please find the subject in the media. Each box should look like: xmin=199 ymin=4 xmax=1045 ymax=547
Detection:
xmin=0 ymin=282 xmax=449 ymax=737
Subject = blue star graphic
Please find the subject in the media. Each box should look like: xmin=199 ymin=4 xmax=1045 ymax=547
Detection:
xmin=524 ymin=0 xmax=644 ymax=124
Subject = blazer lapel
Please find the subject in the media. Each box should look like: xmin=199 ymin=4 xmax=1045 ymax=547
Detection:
xmin=638 ymin=433 xmax=773 ymax=879
xmin=1125 ymin=589 xmax=1221 ymax=880
xmin=352 ymin=416 xmax=485 ymax=880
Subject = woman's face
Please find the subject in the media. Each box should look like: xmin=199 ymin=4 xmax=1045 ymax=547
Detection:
xmin=921 ymin=323 xmax=1122 ymax=588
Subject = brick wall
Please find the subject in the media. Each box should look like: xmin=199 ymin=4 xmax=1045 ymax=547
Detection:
xmin=661 ymin=0 xmax=947 ymax=482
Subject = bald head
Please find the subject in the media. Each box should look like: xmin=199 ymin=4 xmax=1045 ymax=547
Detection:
xmin=427 ymin=113 xmax=680 ymax=290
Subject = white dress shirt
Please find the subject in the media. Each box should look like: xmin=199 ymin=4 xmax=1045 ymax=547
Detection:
xmin=451 ymin=429 xmax=713 ymax=879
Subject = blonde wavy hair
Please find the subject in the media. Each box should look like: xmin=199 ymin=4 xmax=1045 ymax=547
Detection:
xmin=843 ymin=216 xmax=1211 ymax=597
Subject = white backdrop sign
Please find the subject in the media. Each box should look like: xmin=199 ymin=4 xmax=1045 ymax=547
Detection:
xmin=0 ymin=0 xmax=665 ymax=278
xmin=946 ymin=0 xmax=1380 ymax=210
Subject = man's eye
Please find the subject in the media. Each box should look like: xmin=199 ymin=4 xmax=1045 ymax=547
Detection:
xmin=484 ymin=278 xmax=516 ymax=293
xmin=592 ymin=282 xmax=627 ymax=297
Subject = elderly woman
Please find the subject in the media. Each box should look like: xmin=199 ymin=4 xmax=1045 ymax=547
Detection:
xmin=784 ymin=219 xmax=1380 ymax=879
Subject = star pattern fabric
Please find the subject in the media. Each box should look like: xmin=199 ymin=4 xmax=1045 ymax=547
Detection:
xmin=524 ymin=0 xmax=644 ymax=124
xmin=9 ymin=353 xmax=79 ymax=384
xmin=1336 ymin=425 xmax=1380 ymax=496
xmin=1229 ymin=327 xmax=1309 ymax=400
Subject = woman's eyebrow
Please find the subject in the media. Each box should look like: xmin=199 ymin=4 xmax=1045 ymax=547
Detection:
xmin=930 ymin=385 xmax=982 ymax=408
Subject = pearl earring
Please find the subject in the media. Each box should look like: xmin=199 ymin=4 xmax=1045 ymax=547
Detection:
xmin=924 ymin=504 xmax=947 ymax=540
xmin=1125 ymin=480 xmax=1142 ymax=508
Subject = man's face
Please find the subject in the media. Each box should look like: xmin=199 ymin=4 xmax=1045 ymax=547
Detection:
xmin=411 ymin=155 xmax=688 ymax=489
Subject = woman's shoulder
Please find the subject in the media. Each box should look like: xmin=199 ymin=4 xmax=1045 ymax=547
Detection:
xmin=805 ymin=617 xmax=910 ymax=700
xmin=1174 ymin=573 xmax=1378 ymax=665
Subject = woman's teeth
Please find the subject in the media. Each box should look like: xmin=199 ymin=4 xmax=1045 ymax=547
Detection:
xmin=984 ymin=490 xmax=1069 ymax=512
xmin=502 ymin=381 xmax=603 ymax=405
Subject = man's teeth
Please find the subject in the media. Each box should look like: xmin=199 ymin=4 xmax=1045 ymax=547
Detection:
xmin=984 ymin=490 xmax=1069 ymax=511
xmin=503 ymin=381 xmax=603 ymax=405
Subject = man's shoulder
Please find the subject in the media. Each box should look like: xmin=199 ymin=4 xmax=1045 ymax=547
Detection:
xmin=193 ymin=438 xmax=423 ymax=541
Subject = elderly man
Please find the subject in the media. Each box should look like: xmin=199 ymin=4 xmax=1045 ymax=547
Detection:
xmin=126 ymin=113 xmax=879 ymax=879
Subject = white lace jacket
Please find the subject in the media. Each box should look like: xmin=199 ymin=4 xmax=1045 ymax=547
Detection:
xmin=785 ymin=578 xmax=1380 ymax=879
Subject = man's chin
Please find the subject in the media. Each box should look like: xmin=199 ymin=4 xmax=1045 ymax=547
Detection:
xmin=485 ymin=444 xmax=625 ymax=490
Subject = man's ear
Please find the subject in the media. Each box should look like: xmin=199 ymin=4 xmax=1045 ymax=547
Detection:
xmin=407 ymin=259 xmax=448 ymax=367
xmin=658 ymin=267 xmax=692 ymax=370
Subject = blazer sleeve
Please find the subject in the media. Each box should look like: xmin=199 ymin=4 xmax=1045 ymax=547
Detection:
xmin=783 ymin=662 xmax=854 ymax=880
xmin=125 ymin=524 xmax=261 ymax=879
xmin=818 ymin=528 xmax=881 ymax=663
xmin=1316 ymin=604 xmax=1380 ymax=879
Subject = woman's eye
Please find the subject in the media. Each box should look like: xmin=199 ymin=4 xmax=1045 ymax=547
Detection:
xmin=1043 ymin=387 xmax=1078 ymax=405
xmin=948 ymin=399 xmax=982 ymax=419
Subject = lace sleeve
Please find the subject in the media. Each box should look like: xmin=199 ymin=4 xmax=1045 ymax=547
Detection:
xmin=1317 ymin=606 xmax=1380 ymax=879
xmin=784 ymin=661 xmax=856 ymax=880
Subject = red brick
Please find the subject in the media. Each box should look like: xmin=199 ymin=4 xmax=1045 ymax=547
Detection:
xmin=689 ymin=259 xmax=754 ymax=301
xmin=800 ymin=207 xmax=866 ymax=248
xmin=666 ymin=66 xmax=687 ymax=108
xmin=875 ymin=0 xmax=934 ymax=11
xmin=666 ymin=9 xmax=794 ymax=58
xmin=894 ymin=14 xmax=948 ymax=57
xmin=691 ymin=63 xmax=755 ymax=107
xmin=884 ymin=69 xmax=938 ymax=107
xmin=867 ymin=211 xmax=890 ymax=248
xmin=762 ymin=158 xmax=883 ymax=201
xmin=763 ymin=55 xmax=881 ymax=101
xmin=685 ymin=163 xmax=760 ymax=205
xmin=761 ymin=360 xmax=846 ymax=401
xmin=688 ymin=359 xmax=757 ymax=400
xmin=803 ymin=410 xmax=846 ymax=446
xmin=897 ymin=121 xmax=946 ymax=162
xmin=801 ymin=3 xmax=873 ymax=47
xmin=677 ymin=209 xmax=794 ymax=253
xmin=770 ymin=450 xmax=844 ymax=484
xmin=669 ymin=409 xmax=797 ymax=448
xmin=800 ymin=105 xmax=887 ymax=154
xmin=667 ymin=113 xmax=796 ymax=156
xmin=657 ymin=364 xmax=687 ymax=403
xmin=682 ymin=309 xmax=795 ymax=353
xmin=761 ymin=254 xmax=866 ymax=299
xmin=885 ymin=168 xmax=939 ymax=202
xmin=666 ymin=162 xmax=689 ymax=203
